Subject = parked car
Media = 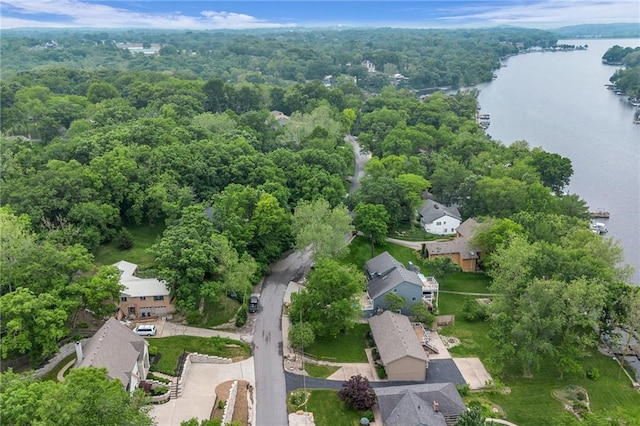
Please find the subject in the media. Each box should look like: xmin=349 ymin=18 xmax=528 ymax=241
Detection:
xmin=133 ymin=324 xmax=156 ymax=336
xmin=249 ymin=295 xmax=259 ymax=313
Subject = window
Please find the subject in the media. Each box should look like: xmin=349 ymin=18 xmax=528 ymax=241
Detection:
xmin=411 ymin=297 xmax=417 ymax=301
xmin=436 ymin=221 xmax=442 ymax=225
xmin=128 ymin=307 xmax=136 ymax=315
xmin=139 ymin=296 xmax=146 ymax=301
xmin=121 ymin=296 xmax=128 ymax=302
xmin=153 ymin=295 xmax=164 ymax=301
xmin=392 ymin=289 xmax=397 ymax=293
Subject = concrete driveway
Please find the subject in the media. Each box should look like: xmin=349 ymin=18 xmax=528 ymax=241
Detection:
xmin=151 ymin=358 xmax=255 ymax=426
xmin=145 ymin=318 xmax=253 ymax=345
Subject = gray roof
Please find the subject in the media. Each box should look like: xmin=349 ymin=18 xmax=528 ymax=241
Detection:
xmin=366 ymin=252 xmax=423 ymax=300
xmin=455 ymin=218 xmax=479 ymax=238
xmin=369 ymin=311 xmax=428 ymax=365
xmin=375 ymin=383 xmax=466 ymax=426
xmin=365 ymin=251 xmax=400 ymax=277
xmin=418 ymin=200 xmax=461 ymax=224
xmin=78 ymin=317 xmax=146 ymax=388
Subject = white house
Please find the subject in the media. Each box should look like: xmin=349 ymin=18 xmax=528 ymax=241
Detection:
xmin=418 ymin=200 xmax=462 ymax=236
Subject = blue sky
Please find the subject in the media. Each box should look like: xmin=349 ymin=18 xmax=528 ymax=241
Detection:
xmin=1 ymin=1 xmax=638 ymax=30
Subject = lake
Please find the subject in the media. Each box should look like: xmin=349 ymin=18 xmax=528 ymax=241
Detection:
xmin=476 ymin=38 xmax=640 ymax=285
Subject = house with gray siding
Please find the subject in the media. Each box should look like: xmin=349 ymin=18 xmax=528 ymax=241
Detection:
xmin=374 ymin=382 xmax=466 ymax=426
xmin=365 ymin=252 xmax=423 ymax=316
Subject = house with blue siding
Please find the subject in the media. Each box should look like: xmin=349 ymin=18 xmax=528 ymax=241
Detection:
xmin=364 ymin=252 xmax=424 ymax=316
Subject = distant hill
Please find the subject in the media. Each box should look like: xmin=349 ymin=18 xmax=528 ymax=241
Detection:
xmin=552 ymin=23 xmax=640 ymax=39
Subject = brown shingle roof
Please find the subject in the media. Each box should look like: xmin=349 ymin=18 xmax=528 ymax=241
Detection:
xmin=369 ymin=311 xmax=428 ymax=365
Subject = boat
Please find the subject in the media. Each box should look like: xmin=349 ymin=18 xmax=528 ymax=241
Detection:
xmin=590 ymin=222 xmax=608 ymax=235
xmin=590 ymin=210 xmax=610 ymax=219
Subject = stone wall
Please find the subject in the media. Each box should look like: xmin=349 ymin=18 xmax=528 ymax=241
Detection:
xmin=33 ymin=339 xmax=88 ymax=379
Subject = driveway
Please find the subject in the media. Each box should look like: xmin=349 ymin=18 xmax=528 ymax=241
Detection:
xmin=151 ymin=358 xmax=255 ymax=426
xmin=346 ymin=135 xmax=371 ymax=196
xmin=146 ymin=319 xmax=253 ymax=344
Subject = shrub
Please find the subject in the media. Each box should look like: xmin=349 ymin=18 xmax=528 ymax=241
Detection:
xmin=456 ymin=383 xmax=470 ymax=396
xmin=290 ymin=390 xmax=306 ymax=406
xmin=151 ymin=386 xmax=168 ymax=396
xmin=218 ymin=399 xmax=225 ymax=409
xmin=117 ymin=228 xmax=134 ymax=250
xmin=586 ymin=366 xmax=600 ymax=380
xmin=338 ymin=375 xmax=377 ymax=411
xmin=148 ymin=345 xmax=158 ymax=356
xmin=235 ymin=305 xmax=248 ymax=327
xmin=147 ymin=373 xmax=170 ymax=384
xmin=363 ymin=410 xmax=374 ymax=421
xmin=371 ymin=347 xmax=380 ymax=361
xmin=375 ymin=364 xmax=387 ymax=379
xmin=186 ymin=310 xmax=202 ymax=325
xmin=462 ymin=298 xmax=489 ymax=322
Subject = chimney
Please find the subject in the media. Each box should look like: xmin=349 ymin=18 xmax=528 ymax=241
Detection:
xmin=432 ymin=400 xmax=439 ymax=412
xmin=75 ymin=341 xmax=83 ymax=365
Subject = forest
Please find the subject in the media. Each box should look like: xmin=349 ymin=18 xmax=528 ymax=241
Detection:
xmin=604 ymin=45 xmax=640 ymax=98
xmin=1 ymin=27 xmax=638 ymax=410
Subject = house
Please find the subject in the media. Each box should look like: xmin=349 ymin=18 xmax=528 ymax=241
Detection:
xmin=424 ymin=218 xmax=481 ymax=272
xmin=418 ymin=200 xmax=461 ymax=236
xmin=270 ymin=110 xmax=290 ymax=126
xmin=115 ymin=261 xmax=175 ymax=320
xmin=374 ymin=382 xmax=467 ymax=426
xmin=362 ymin=60 xmax=376 ymax=73
xmin=369 ymin=311 xmax=429 ymax=381
xmin=365 ymin=252 xmax=423 ymax=316
xmin=75 ymin=317 xmax=150 ymax=394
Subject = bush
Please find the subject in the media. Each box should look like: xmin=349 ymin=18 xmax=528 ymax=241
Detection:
xmin=149 ymin=345 xmax=158 ymax=356
xmin=375 ymin=364 xmax=387 ymax=379
xmin=456 ymin=383 xmax=470 ymax=396
xmin=147 ymin=373 xmax=170 ymax=384
xmin=117 ymin=228 xmax=134 ymax=250
xmin=371 ymin=347 xmax=380 ymax=361
xmin=290 ymin=390 xmax=306 ymax=406
xmin=186 ymin=310 xmax=202 ymax=325
xmin=338 ymin=375 xmax=377 ymax=411
xmin=462 ymin=298 xmax=489 ymax=322
xmin=362 ymin=410 xmax=374 ymax=422
xmin=235 ymin=305 xmax=248 ymax=327
xmin=218 ymin=399 xmax=225 ymax=409
xmin=586 ymin=366 xmax=600 ymax=380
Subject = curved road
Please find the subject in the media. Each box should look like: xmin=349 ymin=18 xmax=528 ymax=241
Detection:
xmin=254 ymin=135 xmax=368 ymax=425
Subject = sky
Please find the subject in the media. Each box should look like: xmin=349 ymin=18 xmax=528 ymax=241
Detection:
xmin=1 ymin=0 xmax=639 ymax=30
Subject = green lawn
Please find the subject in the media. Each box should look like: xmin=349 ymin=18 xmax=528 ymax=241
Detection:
xmin=195 ymin=295 xmax=242 ymax=327
xmin=289 ymin=389 xmax=366 ymax=426
xmin=388 ymin=222 xmax=445 ymax=241
xmin=303 ymin=364 xmax=340 ymax=379
xmin=42 ymin=353 xmax=76 ymax=382
xmin=149 ymin=336 xmax=251 ymax=375
xmin=305 ymin=323 xmax=370 ymax=363
xmin=438 ymin=272 xmax=492 ymax=294
xmin=437 ymin=292 xmax=640 ymax=425
xmin=340 ymin=237 xmax=422 ymax=270
xmin=94 ymin=223 xmax=165 ymax=268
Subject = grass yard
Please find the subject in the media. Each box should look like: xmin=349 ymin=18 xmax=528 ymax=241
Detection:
xmin=438 ymin=271 xmax=492 ymax=294
xmin=305 ymin=323 xmax=370 ymax=363
xmin=340 ymin=237 xmax=422 ymax=270
xmin=437 ymin=291 xmax=640 ymax=425
xmin=41 ymin=353 xmax=76 ymax=382
xmin=289 ymin=389 xmax=367 ymax=426
xmin=489 ymin=348 xmax=640 ymax=425
xmin=194 ymin=294 xmax=242 ymax=327
xmin=150 ymin=336 xmax=251 ymax=375
xmin=388 ymin=222 xmax=444 ymax=241
xmin=94 ymin=223 xmax=165 ymax=267
xmin=303 ymin=364 xmax=340 ymax=379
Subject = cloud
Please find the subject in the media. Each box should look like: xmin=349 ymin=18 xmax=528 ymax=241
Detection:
xmin=437 ymin=0 xmax=640 ymax=27
xmin=0 ymin=0 xmax=293 ymax=29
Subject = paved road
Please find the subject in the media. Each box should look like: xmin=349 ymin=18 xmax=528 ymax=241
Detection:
xmin=254 ymin=250 xmax=312 ymax=426
xmin=346 ymin=135 xmax=371 ymax=196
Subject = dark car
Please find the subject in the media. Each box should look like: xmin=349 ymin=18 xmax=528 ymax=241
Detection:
xmin=249 ymin=295 xmax=259 ymax=313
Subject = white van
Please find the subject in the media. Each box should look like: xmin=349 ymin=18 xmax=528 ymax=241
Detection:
xmin=133 ymin=324 xmax=156 ymax=336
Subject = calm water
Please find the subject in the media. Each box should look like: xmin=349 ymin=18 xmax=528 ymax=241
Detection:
xmin=476 ymin=39 xmax=640 ymax=285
